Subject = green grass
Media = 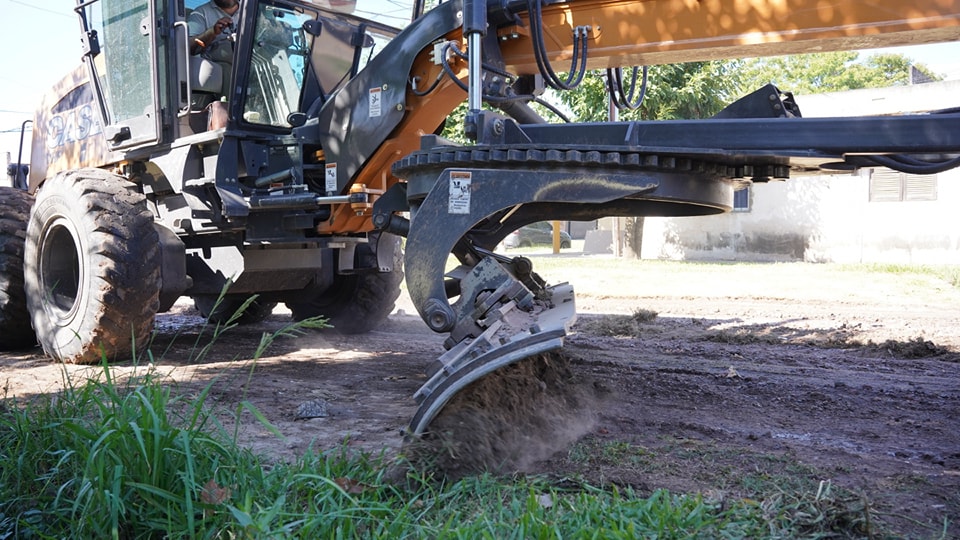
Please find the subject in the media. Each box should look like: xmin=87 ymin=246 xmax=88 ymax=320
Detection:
xmin=1 ymin=365 xmax=906 ymax=539
xmin=0 ymin=286 xmax=936 ymax=538
xmin=495 ymin=255 xmax=960 ymax=290
xmin=841 ymin=262 xmax=960 ymax=289
xmin=3 ymin=367 xmax=896 ymax=538
xmin=0 ymin=372 xmax=820 ymax=540
xmin=565 ymin=436 xmax=890 ymax=539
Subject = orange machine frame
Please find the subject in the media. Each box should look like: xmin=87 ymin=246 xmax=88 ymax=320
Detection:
xmin=321 ymin=0 xmax=960 ymax=234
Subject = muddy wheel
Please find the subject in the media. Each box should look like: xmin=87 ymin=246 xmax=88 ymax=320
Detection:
xmin=24 ymin=170 xmax=160 ymax=364
xmin=193 ymin=295 xmax=277 ymax=325
xmin=0 ymin=187 xmax=37 ymax=350
xmin=286 ymin=233 xmax=403 ymax=334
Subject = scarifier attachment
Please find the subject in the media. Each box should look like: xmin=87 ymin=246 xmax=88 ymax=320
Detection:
xmin=393 ymin=133 xmax=741 ymax=436
xmin=407 ymin=256 xmax=576 ymax=437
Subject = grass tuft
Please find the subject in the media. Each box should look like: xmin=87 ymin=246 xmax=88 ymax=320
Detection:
xmin=869 ymin=337 xmax=952 ymax=359
xmin=576 ymin=308 xmax=659 ymax=337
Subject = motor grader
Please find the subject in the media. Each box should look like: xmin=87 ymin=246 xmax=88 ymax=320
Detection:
xmin=0 ymin=0 xmax=958 ymax=435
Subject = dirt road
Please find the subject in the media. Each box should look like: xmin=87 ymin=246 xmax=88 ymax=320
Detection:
xmin=2 ymin=260 xmax=958 ymax=537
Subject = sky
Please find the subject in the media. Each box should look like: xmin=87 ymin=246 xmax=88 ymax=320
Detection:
xmin=1 ymin=0 xmax=959 ymax=169
xmin=1 ymin=0 xmax=80 ymax=168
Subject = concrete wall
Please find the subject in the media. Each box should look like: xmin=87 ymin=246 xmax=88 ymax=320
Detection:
xmin=639 ymin=81 xmax=960 ymax=264
xmin=797 ymin=80 xmax=960 ymax=118
xmin=641 ymin=169 xmax=960 ymax=264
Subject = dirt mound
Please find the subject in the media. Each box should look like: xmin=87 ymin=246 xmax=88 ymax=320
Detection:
xmin=406 ymin=351 xmax=608 ymax=480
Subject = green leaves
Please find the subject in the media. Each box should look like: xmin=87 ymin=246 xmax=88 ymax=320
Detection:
xmin=552 ymin=51 xmax=939 ymax=125
xmin=558 ymin=62 xmax=745 ymax=122
xmin=738 ymin=51 xmax=941 ymax=95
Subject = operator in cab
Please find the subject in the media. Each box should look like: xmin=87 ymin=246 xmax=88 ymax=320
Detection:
xmin=189 ymin=0 xmax=241 ymax=61
xmin=188 ymin=0 xmax=241 ymax=116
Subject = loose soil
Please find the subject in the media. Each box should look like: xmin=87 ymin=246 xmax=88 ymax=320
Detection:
xmin=2 ymin=260 xmax=958 ymax=538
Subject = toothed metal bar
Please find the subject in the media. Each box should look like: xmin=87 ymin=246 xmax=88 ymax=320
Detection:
xmin=407 ymin=283 xmax=576 ymax=437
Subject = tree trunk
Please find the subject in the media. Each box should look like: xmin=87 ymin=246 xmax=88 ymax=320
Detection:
xmin=624 ymin=217 xmax=645 ymax=259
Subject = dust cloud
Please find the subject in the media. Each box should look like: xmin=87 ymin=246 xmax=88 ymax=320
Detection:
xmin=405 ymin=351 xmax=609 ymax=480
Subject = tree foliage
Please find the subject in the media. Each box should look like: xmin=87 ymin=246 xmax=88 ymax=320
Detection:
xmin=738 ymin=52 xmax=941 ymax=95
xmin=552 ymin=52 xmax=939 ymax=123
xmin=558 ymin=61 xmax=743 ymax=122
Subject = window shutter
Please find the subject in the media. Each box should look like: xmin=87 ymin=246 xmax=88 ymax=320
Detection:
xmin=869 ymin=169 xmax=903 ymax=202
xmin=904 ymin=174 xmax=937 ymax=201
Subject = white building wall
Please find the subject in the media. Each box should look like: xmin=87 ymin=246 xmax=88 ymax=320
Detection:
xmin=641 ymin=81 xmax=960 ymax=264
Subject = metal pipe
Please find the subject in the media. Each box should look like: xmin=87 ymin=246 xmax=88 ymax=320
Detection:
xmin=467 ymin=33 xmax=483 ymax=113
xmin=15 ymin=119 xmax=31 ymax=190
xmin=174 ymin=21 xmax=192 ymax=117
xmin=463 ymin=0 xmax=486 ymax=117
xmin=254 ymin=167 xmax=295 ymax=187
xmin=315 ymin=195 xmax=353 ymax=204
xmin=248 ymin=193 xmax=352 ymax=209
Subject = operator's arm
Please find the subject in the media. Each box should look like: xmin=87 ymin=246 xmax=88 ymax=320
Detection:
xmin=188 ymin=15 xmax=233 ymax=55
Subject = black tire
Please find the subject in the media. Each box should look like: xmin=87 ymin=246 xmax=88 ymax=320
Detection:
xmin=24 ymin=170 xmax=160 ymax=364
xmin=193 ymin=295 xmax=277 ymax=325
xmin=0 ymin=187 xmax=37 ymax=350
xmin=286 ymin=233 xmax=403 ymax=334
xmin=560 ymin=240 xmax=571 ymax=249
xmin=519 ymin=240 xmax=532 ymax=248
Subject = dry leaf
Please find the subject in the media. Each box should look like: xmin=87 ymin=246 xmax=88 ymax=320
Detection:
xmin=201 ymin=479 xmax=231 ymax=505
xmin=334 ymin=477 xmax=370 ymax=495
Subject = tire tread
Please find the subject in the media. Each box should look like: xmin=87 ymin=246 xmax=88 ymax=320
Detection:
xmin=0 ymin=187 xmax=37 ymax=349
xmin=24 ymin=169 xmax=160 ymax=364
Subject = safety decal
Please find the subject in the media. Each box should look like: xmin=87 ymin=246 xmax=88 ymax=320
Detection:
xmin=448 ymin=171 xmax=472 ymax=214
xmin=325 ymin=163 xmax=338 ymax=193
xmin=369 ymin=87 xmax=382 ymax=118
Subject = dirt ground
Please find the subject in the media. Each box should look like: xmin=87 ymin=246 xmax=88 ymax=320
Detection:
xmin=2 ymin=259 xmax=958 ymax=538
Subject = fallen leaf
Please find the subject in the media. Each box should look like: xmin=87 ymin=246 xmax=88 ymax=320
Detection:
xmin=537 ymin=493 xmax=553 ymax=509
xmin=335 ymin=477 xmax=370 ymax=495
xmin=201 ymin=479 xmax=231 ymax=505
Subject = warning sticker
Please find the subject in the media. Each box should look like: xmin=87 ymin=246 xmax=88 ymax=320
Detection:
xmin=448 ymin=171 xmax=471 ymax=214
xmin=325 ymin=163 xmax=338 ymax=193
xmin=369 ymin=87 xmax=382 ymax=118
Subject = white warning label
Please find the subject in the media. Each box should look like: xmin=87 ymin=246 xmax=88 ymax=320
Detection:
xmin=325 ymin=163 xmax=338 ymax=193
xmin=369 ymin=87 xmax=382 ymax=118
xmin=448 ymin=171 xmax=472 ymax=215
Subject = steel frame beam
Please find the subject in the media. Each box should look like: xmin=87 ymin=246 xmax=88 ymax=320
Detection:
xmin=515 ymin=113 xmax=960 ymax=161
xmin=498 ymin=0 xmax=960 ymax=71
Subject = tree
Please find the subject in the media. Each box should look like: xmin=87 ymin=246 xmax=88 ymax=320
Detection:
xmin=554 ymin=52 xmax=940 ymax=125
xmin=737 ymin=51 xmax=942 ymax=95
xmin=558 ymin=61 xmax=743 ymax=122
